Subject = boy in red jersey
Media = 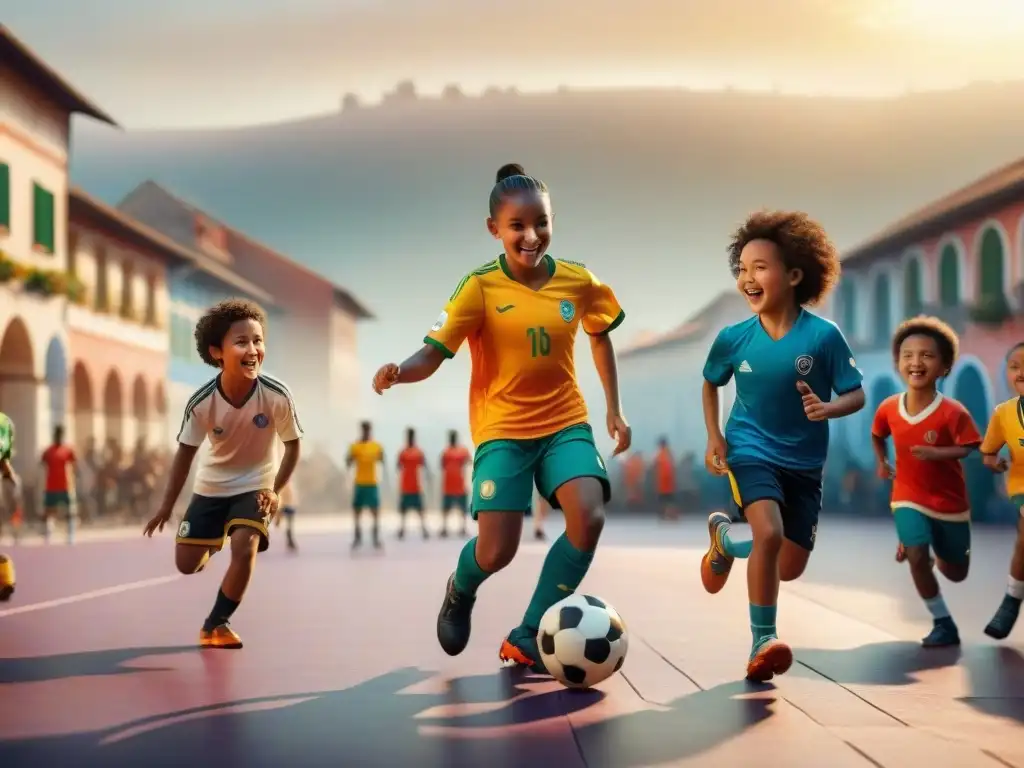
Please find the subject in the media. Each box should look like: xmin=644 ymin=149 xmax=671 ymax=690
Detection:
xmin=871 ymin=317 xmax=981 ymax=647
xmin=397 ymin=428 xmax=430 ymax=540
xmin=440 ymin=430 xmax=471 ymax=538
xmin=40 ymin=425 xmax=77 ymax=545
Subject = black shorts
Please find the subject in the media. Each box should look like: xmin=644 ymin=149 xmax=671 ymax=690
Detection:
xmin=175 ymin=490 xmax=271 ymax=552
xmin=729 ymin=461 xmax=822 ymax=551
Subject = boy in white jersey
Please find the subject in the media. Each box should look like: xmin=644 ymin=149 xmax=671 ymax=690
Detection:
xmin=144 ymin=300 xmax=302 ymax=649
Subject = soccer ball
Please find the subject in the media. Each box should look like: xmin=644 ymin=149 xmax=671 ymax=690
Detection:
xmin=537 ymin=593 xmax=628 ymax=689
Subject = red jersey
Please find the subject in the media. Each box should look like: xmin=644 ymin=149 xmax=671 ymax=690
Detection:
xmin=441 ymin=445 xmax=471 ymax=496
xmin=654 ymin=448 xmax=675 ymax=494
xmin=871 ymin=393 xmax=982 ymax=520
xmin=398 ymin=447 xmax=425 ymax=494
xmin=41 ymin=444 xmax=76 ymax=493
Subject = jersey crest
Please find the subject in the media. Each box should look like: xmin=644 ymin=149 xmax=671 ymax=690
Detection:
xmin=559 ymin=299 xmax=576 ymax=323
xmin=795 ymin=355 xmax=814 ymax=375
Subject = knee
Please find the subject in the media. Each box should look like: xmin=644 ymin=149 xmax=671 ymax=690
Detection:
xmin=229 ymin=529 xmax=260 ymax=563
xmin=779 ymin=558 xmax=807 ymax=582
xmin=750 ymin=521 xmax=784 ymax=553
xmin=904 ymin=544 xmax=932 ymax=570
xmin=937 ymin=560 xmax=969 ymax=583
xmin=174 ymin=546 xmax=210 ymax=575
xmin=476 ymin=539 xmax=518 ymax=573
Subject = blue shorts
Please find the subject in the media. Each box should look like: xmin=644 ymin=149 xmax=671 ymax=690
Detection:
xmin=282 ymin=506 xmax=296 ymax=517
xmin=442 ymin=494 xmax=468 ymax=513
xmin=892 ymin=507 xmax=971 ymax=565
xmin=728 ymin=461 xmax=823 ymax=551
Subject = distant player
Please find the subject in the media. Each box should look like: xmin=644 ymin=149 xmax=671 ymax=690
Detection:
xmin=277 ymin=477 xmax=298 ymax=552
xmin=532 ymin=493 xmax=550 ymax=541
xmin=980 ymin=342 xmax=1024 ymax=639
xmin=0 ymin=411 xmax=18 ymax=600
xmin=700 ymin=211 xmax=865 ymax=682
xmin=372 ymin=163 xmax=630 ymax=672
xmin=440 ymin=430 xmax=471 ymax=538
xmin=653 ymin=438 xmax=678 ymax=520
xmin=871 ymin=317 xmax=980 ymax=647
xmin=40 ymin=425 xmax=77 ymax=545
xmin=347 ymin=421 xmax=385 ymax=549
xmin=397 ymin=428 xmax=430 ymax=540
xmin=144 ymin=299 xmax=302 ymax=649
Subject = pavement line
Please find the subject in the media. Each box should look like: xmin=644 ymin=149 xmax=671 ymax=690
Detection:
xmin=0 ymin=574 xmax=181 ymax=618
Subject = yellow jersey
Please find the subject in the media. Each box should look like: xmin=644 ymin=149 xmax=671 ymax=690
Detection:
xmin=348 ymin=440 xmax=383 ymax=486
xmin=425 ymin=254 xmax=624 ymax=445
xmin=980 ymin=397 xmax=1024 ymax=497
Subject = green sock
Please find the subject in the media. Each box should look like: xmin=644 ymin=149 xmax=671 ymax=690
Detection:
xmin=749 ymin=603 xmax=777 ymax=653
xmin=722 ymin=527 xmax=752 ymax=559
xmin=522 ymin=533 xmax=594 ymax=629
xmin=452 ymin=537 xmax=491 ymax=596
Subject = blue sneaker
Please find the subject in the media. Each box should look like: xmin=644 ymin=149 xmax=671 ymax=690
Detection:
xmin=984 ymin=595 xmax=1021 ymax=640
xmin=922 ymin=617 xmax=960 ymax=647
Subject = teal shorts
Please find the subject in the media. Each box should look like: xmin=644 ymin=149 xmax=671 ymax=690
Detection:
xmin=470 ymin=423 xmax=610 ymax=520
xmin=442 ymin=493 xmax=468 ymax=513
xmin=1010 ymin=494 xmax=1024 ymax=515
xmin=44 ymin=490 xmax=72 ymax=509
xmin=399 ymin=492 xmax=424 ymax=512
xmin=352 ymin=484 xmax=379 ymax=510
xmin=892 ymin=507 xmax=971 ymax=565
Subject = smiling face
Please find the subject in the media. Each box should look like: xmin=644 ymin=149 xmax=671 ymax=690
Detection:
xmin=898 ymin=333 xmax=945 ymax=391
xmin=735 ymin=239 xmax=802 ymax=314
xmin=210 ymin=318 xmax=265 ymax=380
xmin=1007 ymin=345 xmax=1024 ymax=396
xmin=486 ymin=189 xmax=553 ymax=269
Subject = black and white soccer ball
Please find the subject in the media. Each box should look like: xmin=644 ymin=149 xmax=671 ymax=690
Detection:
xmin=537 ymin=593 xmax=628 ymax=689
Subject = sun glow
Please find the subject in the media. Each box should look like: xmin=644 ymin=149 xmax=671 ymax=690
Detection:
xmin=860 ymin=0 xmax=1024 ymax=43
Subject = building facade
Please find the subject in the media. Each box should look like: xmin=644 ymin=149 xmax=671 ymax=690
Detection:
xmin=831 ymin=157 xmax=1024 ymax=522
xmin=117 ymin=181 xmax=372 ymax=455
xmin=0 ymin=26 xmax=117 ymax=474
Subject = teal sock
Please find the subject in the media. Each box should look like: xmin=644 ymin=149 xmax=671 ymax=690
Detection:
xmin=452 ymin=537 xmax=491 ymax=596
xmin=522 ymin=533 xmax=594 ymax=629
xmin=721 ymin=526 xmax=752 ymax=559
xmin=750 ymin=603 xmax=777 ymax=650
xmin=924 ymin=595 xmax=950 ymax=620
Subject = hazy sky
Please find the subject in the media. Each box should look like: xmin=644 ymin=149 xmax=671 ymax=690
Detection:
xmin=9 ymin=0 xmax=1024 ymax=128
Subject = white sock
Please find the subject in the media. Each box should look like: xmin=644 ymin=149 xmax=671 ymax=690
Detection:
xmin=1008 ymin=576 xmax=1024 ymax=600
xmin=924 ymin=594 xmax=950 ymax=619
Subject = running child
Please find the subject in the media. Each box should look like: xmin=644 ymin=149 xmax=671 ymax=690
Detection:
xmin=347 ymin=421 xmax=385 ymax=549
xmin=277 ymin=475 xmax=299 ymax=552
xmin=372 ymin=163 xmax=631 ymax=671
xmin=0 ymin=410 xmax=18 ymax=600
xmin=871 ymin=317 xmax=980 ymax=647
xmin=440 ymin=430 xmax=471 ymax=538
xmin=980 ymin=341 xmax=1024 ymax=639
xmin=143 ymin=299 xmax=302 ymax=649
xmin=40 ymin=425 xmax=77 ymax=544
xmin=653 ymin=437 xmax=678 ymax=520
xmin=397 ymin=428 xmax=430 ymax=540
xmin=700 ymin=210 xmax=865 ymax=682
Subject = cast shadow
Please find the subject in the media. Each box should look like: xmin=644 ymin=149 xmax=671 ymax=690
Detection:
xmin=0 ymin=646 xmax=198 ymax=684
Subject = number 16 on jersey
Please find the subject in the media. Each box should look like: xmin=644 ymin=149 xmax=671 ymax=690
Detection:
xmin=527 ymin=327 xmax=551 ymax=358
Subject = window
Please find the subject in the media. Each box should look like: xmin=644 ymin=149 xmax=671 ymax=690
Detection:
xmin=0 ymin=163 xmax=9 ymax=231
xmin=94 ymin=245 xmax=109 ymax=311
xmin=978 ymin=228 xmax=1006 ymax=302
xmin=903 ymin=258 xmax=923 ymax=317
xmin=32 ymin=182 xmax=55 ymax=253
xmin=873 ymin=272 xmax=891 ymax=346
xmin=839 ymin=281 xmax=857 ymax=337
xmin=939 ymin=244 xmax=960 ymax=306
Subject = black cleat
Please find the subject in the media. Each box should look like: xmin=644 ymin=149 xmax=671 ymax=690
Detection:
xmin=437 ymin=572 xmax=474 ymax=656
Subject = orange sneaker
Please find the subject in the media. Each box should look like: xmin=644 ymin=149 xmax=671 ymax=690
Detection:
xmin=0 ymin=554 xmax=14 ymax=602
xmin=199 ymin=624 xmax=243 ymax=649
xmin=746 ymin=638 xmax=792 ymax=683
xmin=700 ymin=512 xmax=734 ymax=594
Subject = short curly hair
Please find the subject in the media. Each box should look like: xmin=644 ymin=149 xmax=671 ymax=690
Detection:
xmin=194 ymin=299 xmax=268 ymax=368
xmin=727 ymin=210 xmax=840 ymax=307
xmin=891 ymin=315 xmax=959 ymax=372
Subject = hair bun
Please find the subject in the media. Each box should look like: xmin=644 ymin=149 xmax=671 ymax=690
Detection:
xmin=495 ymin=163 xmax=526 ymax=183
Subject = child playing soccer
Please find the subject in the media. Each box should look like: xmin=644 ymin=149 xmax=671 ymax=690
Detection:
xmin=372 ymin=163 xmax=631 ymax=671
xmin=699 ymin=210 xmax=865 ymax=682
xmin=347 ymin=421 xmax=385 ymax=549
xmin=980 ymin=342 xmax=1024 ymax=639
xmin=0 ymin=411 xmax=18 ymax=600
xmin=871 ymin=317 xmax=981 ymax=647
xmin=397 ymin=428 xmax=430 ymax=540
xmin=40 ymin=425 xmax=77 ymax=545
xmin=143 ymin=299 xmax=302 ymax=648
xmin=277 ymin=476 xmax=298 ymax=552
xmin=440 ymin=430 xmax=471 ymax=538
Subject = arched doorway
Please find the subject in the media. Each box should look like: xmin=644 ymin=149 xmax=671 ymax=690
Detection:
xmin=132 ymin=374 xmax=149 ymax=449
xmin=0 ymin=317 xmax=38 ymax=474
xmin=873 ymin=272 xmax=892 ymax=346
xmin=44 ymin=336 xmax=68 ymax=436
xmin=72 ymin=362 xmax=94 ymax=454
xmin=154 ymin=381 xmax=169 ymax=447
xmin=103 ymin=370 xmax=124 ymax=450
xmin=952 ymin=361 xmax=995 ymax=520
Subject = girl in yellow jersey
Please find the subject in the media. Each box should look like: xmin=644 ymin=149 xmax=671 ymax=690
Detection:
xmin=372 ymin=163 xmax=631 ymax=672
xmin=980 ymin=342 xmax=1024 ymax=639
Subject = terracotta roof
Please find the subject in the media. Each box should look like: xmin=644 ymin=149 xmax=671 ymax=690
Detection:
xmin=1 ymin=25 xmax=118 ymax=127
xmin=126 ymin=181 xmax=373 ymax=319
xmin=843 ymin=155 xmax=1024 ymax=265
xmin=69 ymin=187 xmax=273 ymax=303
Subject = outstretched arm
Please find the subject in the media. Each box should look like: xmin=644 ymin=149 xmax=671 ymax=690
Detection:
xmin=590 ymin=333 xmax=631 ymax=455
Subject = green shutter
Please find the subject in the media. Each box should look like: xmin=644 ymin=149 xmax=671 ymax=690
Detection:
xmin=32 ymin=183 xmax=55 ymax=253
xmin=0 ymin=164 xmax=9 ymax=229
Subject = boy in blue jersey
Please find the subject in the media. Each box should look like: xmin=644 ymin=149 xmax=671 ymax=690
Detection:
xmin=699 ymin=211 xmax=865 ymax=682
